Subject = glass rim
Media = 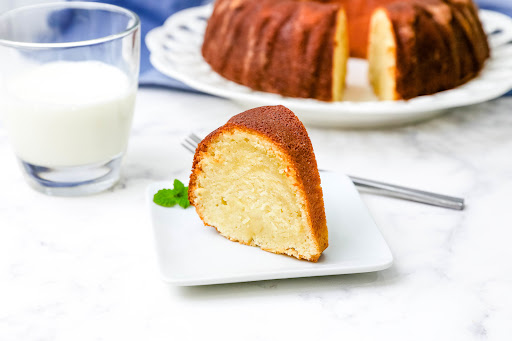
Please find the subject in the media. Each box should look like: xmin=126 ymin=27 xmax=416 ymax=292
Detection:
xmin=0 ymin=1 xmax=140 ymax=49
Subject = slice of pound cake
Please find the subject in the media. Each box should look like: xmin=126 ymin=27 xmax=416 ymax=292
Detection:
xmin=188 ymin=105 xmax=328 ymax=262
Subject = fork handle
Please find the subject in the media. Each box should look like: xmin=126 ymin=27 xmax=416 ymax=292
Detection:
xmin=348 ymin=175 xmax=465 ymax=210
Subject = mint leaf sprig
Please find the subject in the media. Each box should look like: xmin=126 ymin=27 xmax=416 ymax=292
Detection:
xmin=153 ymin=179 xmax=191 ymax=209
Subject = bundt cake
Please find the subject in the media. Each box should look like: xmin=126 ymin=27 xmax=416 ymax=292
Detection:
xmin=202 ymin=0 xmax=490 ymax=101
xmin=188 ymin=105 xmax=328 ymax=262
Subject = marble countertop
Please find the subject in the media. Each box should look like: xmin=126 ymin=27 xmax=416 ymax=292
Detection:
xmin=1 ymin=88 xmax=511 ymax=340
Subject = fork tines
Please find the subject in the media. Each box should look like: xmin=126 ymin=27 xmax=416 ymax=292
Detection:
xmin=181 ymin=133 xmax=202 ymax=154
xmin=189 ymin=133 xmax=202 ymax=144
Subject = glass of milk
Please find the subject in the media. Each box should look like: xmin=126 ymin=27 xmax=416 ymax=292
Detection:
xmin=0 ymin=2 xmax=140 ymax=196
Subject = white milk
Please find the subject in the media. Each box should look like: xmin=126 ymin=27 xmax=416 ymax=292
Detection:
xmin=3 ymin=61 xmax=136 ymax=167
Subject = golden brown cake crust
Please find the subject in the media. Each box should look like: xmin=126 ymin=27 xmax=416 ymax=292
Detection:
xmin=189 ymin=105 xmax=328 ymax=261
xmin=202 ymin=0 xmax=341 ymax=101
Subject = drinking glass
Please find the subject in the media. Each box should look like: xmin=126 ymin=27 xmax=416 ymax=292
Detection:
xmin=0 ymin=2 xmax=140 ymax=196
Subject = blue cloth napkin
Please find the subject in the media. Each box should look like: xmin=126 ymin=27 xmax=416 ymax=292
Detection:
xmin=83 ymin=0 xmax=210 ymax=90
xmin=88 ymin=0 xmax=511 ymax=94
xmin=478 ymin=0 xmax=512 ymax=17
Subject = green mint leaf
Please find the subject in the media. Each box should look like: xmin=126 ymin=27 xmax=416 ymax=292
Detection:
xmin=173 ymin=179 xmax=185 ymax=193
xmin=153 ymin=179 xmax=191 ymax=209
xmin=177 ymin=195 xmax=190 ymax=209
xmin=153 ymin=189 xmax=178 ymax=207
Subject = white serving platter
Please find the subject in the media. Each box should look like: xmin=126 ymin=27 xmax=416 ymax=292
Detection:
xmin=147 ymin=5 xmax=512 ymax=127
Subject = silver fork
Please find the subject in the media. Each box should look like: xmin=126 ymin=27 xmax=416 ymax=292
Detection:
xmin=182 ymin=133 xmax=465 ymax=210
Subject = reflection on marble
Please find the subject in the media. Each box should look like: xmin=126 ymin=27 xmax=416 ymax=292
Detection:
xmin=1 ymin=88 xmax=511 ymax=340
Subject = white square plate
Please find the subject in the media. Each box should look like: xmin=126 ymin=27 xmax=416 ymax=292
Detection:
xmin=147 ymin=172 xmax=393 ymax=286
